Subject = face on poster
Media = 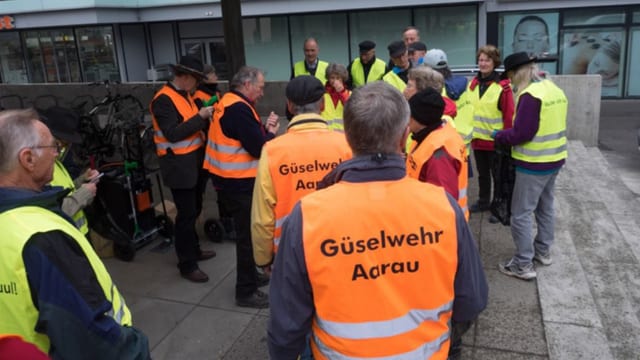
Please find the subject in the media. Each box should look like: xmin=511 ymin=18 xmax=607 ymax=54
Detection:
xmin=561 ymin=29 xmax=624 ymax=96
xmin=503 ymin=13 xmax=558 ymax=58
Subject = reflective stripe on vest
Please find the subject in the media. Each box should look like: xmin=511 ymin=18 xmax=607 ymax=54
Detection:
xmin=266 ymin=126 xmax=351 ymax=253
xmin=49 ymin=160 xmax=89 ymax=234
xmin=294 ymin=60 xmax=329 ymax=84
xmin=0 ymin=206 xmax=132 ymax=353
xmin=301 ymin=177 xmax=457 ymax=359
xmin=512 ymin=80 xmax=568 ymax=162
xmin=350 ymin=58 xmax=386 ymax=87
xmin=470 ymin=82 xmax=507 ymax=141
xmin=406 ymin=123 xmax=469 ymax=220
xmin=150 ymin=85 xmax=204 ymax=156
xmin=203 ymin=92 xmax=261 ymax=178
xmin=321 ymin=92 xmax=350 ymax=132
xmin=382 ymin=71 xmax=407 ymax=92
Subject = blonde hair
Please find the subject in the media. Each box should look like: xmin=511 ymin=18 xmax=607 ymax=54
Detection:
xmin=510 ymin=62 xmax=544 ymax=95
xmin=408 ymin=66 xmax=444 ymax=93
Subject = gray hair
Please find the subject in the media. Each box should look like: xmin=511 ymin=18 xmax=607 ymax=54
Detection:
xmin=511 ymin=62 xmax=544 ymax=95
xmin=343 ymin=82 xmax=409 ymax=155
xmin=408 ymin=66 xmax=444 ymax=93
xmin=0 ymin=109 xmax=42 ymax=174
xmin=230 ymin=66 xmax=263 ymax=91
xmin=325 ymin=63 xmax=349 ymax=83
xmin=291 ymin=98 xmax=323 ymax=115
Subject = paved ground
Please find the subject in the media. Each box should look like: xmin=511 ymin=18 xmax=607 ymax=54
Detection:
xmin=101 ymin=99 xmax=640 ymax=359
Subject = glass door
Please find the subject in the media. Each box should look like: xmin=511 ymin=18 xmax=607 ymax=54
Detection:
xmin=182 ymin=38 xmax=228 ymax=80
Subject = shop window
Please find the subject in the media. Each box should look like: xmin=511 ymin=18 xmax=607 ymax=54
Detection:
xmin=75 ymin=26 xmax=120 ymax=83
xmin=499 ymin=12 xmax=559 ymax=74
xmin=349 ymin=9 xmax=411 ymax=65
xmin=414 ymin=5 xmax=478 ymax=67
xmin=290 ymin=13 xmax=349 ymax=73
xmin=0 ymin=32 xmax=28 ymax=83
xmin=243 ymin=16 xmax=291 ymax=81
xmin=563 ymin=8 xmax=625 ymax=27
xmin=627 ymin=28 xmax=640 ymax=96
xmin=634 ymin=9 xmax=640 ymax=23
xmin=560 ymin=27 xmax=625 ymax=97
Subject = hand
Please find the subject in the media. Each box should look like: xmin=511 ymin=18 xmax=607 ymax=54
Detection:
xmin=266 ymin=111 xmax=280 ymax=135
xmin=198 ymin=105 xmax=214 ymax=120
xmin=490 ymin=130 xmax=498 ymax=139
xmin=261 ymin=265 xmax=272 ymax=277
xmin=84 ymin=169 xmax=100 ymax=183
xmin=81 ymin=182 xmax=98 ymax=197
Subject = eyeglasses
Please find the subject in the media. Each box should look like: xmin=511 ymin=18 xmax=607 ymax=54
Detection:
xmin=30 ymin=141 xmax=62 ymax=153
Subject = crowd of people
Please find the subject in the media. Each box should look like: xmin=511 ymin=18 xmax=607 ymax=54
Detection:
xmin=0 ymin=23 xmax=569 ymax=359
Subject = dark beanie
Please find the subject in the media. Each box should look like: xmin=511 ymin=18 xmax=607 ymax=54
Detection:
xmin=286 ymin=75 xmax=325 ymax=106
xmin=358 ymin=40 xmax=376 ymax=53
xmin=408 ymin=88 xmax=445 ymax=126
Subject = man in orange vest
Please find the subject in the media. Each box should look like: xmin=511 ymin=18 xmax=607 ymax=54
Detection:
xmin=268 ymin=82 xmax=487 ymax=359
xmin=251 ymin=75 xmax=351 ymax=274
xmin=150 ymin=56 xmax=217 ymax=283
xmin=406 ymin=88 xmax=469 ymax=220
xmin=203 ymin=66 xmax=280 ymax=308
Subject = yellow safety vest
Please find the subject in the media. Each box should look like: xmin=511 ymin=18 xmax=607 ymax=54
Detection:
xmin=470 ymin=82 xmax=508 ymax=141
xmin=320 ymin=92 xmax=351 ymax=132
xmin=0 ymin=206 xmax=132 ymax=354
xmin=512 ymin=80 xmax=568 ymax=163
xmin=382 ymin=71 xmax=407 ymax=92
xmin=452 ymin=89 xmax=474 ymax=148
xmin=350 ymin=58 xmax=386 ymax=87
xmin=294 ymin=60 xmax=329 ymax=85
xmin=49 ymin=159 xmax=89 ymax=235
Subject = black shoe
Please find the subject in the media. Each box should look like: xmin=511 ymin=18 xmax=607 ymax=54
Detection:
xmin=236 ymin=290 xmax=269 ymax=309
xmin=469 ymin=202 xmax=490 ymax=213
xmin=257 ymin=272 xmax=270 ymax=287
xmin=488 ymin=215 xmax=500 ymax=224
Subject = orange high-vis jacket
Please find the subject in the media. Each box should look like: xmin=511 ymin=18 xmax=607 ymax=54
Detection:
xmin=151 ymin=85 xmax=204 ymax=157
xmin=266 ymin=124 xmax=351 ymax=252
xmin=203 ymin=92 xmax=261 ymax=178
xmin=407 ymin=122 xmax=469 ymax=220
xmin=301 ymin=177 xmax=458 ymax=359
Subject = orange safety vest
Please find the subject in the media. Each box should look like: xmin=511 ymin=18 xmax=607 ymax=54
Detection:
xmin=150 ymin=85 xmax=204 ymax=157
xmin=203 ymin=92 xmax=261 ymax=178
xmin=266 ymin=123 xmax=351 ymax=251
xmin=193 ymin=89 xmax=221 ymax=106
xmin=301 ymin=177 xmax=458 ymax=359
xmin=406 ymin=123 xmax=469 ymax=220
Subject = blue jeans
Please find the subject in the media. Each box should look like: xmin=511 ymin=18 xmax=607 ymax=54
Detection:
xmin=510 ymin=170 xmax=559 ymax=266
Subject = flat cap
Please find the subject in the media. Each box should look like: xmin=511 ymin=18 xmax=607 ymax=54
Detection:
xmin=358 ymin=40 xmax=376 ymax=53
xmin=286 ymin=75 xmax=325 ymax=106
xmin=409 ymin=88 xmax=445 ymax=127
xmin=388 ymin=41 xmax=407 ymax=58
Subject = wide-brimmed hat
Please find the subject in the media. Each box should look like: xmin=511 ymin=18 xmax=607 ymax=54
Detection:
xmin=503 ymin=52 xmax=537 ymax=74
xmin=40 ymin=106 xmax=83 ymax=144
xmin=171 ymin=56 xmax=205 ymax=80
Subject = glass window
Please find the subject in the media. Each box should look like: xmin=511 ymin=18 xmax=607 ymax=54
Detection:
xmin=634 ymin=10 xmax=640 ymax=23
xmin=500 ymin=12 xmax=559 ymax=73
xmin=563 ymin=8 xmax=625 ymax=26
xmin=414 ymin=5 xmax=478 ymax=66
xmin=22 ymin=31 xmax=46 ymax=83
xmin=243 ymin=16 xmax=290 ymax=81
xmin=76 ymin=26 xmax=120 ymax=83
xmin=51 ymin=29 xmax=81 ymax=82
xmin=290 ymin=13 xmax=349 ymax=75
xmin=560 ymin=28 xmax=625 ymax=97
xmin=627 ymin=28 xmax=640 ymax=96
xmin=349 ymin=9 xmax=411 ymax=65
xmin=0 ymin=32 xmax=28 ymax=83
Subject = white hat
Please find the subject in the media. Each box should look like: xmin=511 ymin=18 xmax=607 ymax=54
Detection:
xmin=423 ymin=49 xmax=448 ymax=69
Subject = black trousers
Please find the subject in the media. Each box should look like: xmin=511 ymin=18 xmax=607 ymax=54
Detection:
xmin=473 ymin=149 xmax=496 ymax=206
xmin=216 ymin=190 xmax=258 ymax=299
xmin=170 ymin=171 xmax=207 ymax=274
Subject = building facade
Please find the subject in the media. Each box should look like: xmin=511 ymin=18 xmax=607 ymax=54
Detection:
xmin=0 ymin=0 xmax=638 ymax=98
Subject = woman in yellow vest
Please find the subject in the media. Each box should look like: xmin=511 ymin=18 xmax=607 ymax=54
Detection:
xmin=466 ymin=45 xmax=515 ymax=222
xmin=493 ymin=52 xmax=568 ymax=281
xmin=41 ymin=107 xmax=99 ymax=236
xmin=320 ymin=63 xmax=351 ymax=131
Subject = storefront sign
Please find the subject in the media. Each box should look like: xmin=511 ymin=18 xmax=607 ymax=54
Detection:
xmin=0 ymin=15 xmax=14 ymax=30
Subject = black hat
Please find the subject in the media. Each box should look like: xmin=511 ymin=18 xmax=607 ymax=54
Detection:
xmin=171 ymin=55 xmax=205 ymax=79
xmin=388 ymin=41 xmax=407 ymax=58
xmin=286 ymin=75 xmax=325 ymax=106
xmin=408 ymin=88 xmax=445 ymax=127
xmin=40 ymin=106 xmax=83 ymax=144
xmin=503 ymin=51 xmax=537 ymax=74
xmin=408 ymin=41 xmax=427 ymax=53
xmin=358 ymin=40 xmax=376 ymax=53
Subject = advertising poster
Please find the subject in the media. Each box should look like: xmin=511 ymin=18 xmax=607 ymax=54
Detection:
xmin=560 ymin=29 xmax=624 ymax=97
xmin=501 ymin=13 xmax=559 ymax=73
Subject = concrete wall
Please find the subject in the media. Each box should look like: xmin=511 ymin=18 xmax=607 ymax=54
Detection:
xmin=0 ymin=74 xmax=603 ymax=145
